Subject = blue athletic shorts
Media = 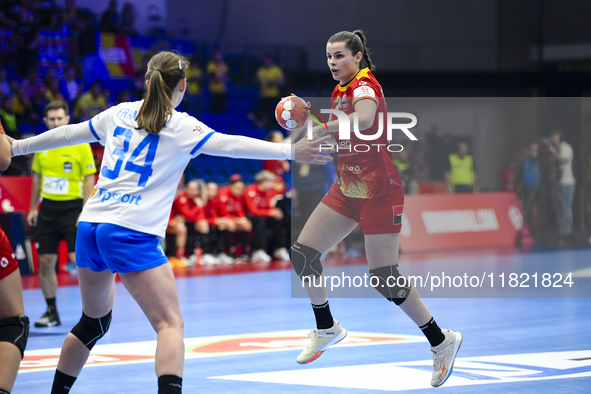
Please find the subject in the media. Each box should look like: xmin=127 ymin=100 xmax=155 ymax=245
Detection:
xmin=75 ymin=222 xmax=168 ymax=273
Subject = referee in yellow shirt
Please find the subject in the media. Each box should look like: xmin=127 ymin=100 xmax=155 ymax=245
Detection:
xmin=26 ymin=101 xmax=96 ymax=327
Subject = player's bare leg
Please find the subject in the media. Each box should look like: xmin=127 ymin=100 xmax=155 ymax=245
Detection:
xmin=0 ymin=270 xmax=26 ymax=393
xmin=365 ymin=233 xmax=462 ymax=387
xmin=364 ymin=233 xmax=432 ymax=325
xmin=296 ymin=202 xmax=358 ymax=304
xmin=56 ymin=267 xmax=115 ymax=377
xmin=292 ymin=202 xmax=358 ymax=364
xmin=119 ymin=263 xmax=184 ymax=378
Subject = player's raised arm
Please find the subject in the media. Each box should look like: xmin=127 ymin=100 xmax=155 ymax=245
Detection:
xmin=10 ymin=121 xmax=98 ymax=157
xmin=198 ymin=132 xmax=334 ymax=165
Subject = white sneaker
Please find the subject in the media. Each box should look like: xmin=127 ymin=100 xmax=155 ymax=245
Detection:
xmin=273 ymin=247 xmax=290 ymax=261
xmin=431 ymin=329 xmax=463 ymax=387
xmin=251 ymin=249 xmax=272 ymax=263
xmin=218 ymin=252 xmax=234 ymax=265
xmin=201 ymin=254 xmax=220 ymax=266
xmin=296 ymin=319 xmax=347 ymax=364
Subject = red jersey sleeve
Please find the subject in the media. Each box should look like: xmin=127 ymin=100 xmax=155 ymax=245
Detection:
xmin=244 ymin=184 xmax=271 ymax=217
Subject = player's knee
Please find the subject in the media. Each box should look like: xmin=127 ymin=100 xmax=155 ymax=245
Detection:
xmin=196 ymin=220 xmax=209 ymax=234
xmin=369 ymin=265 xmax=412 ymax=306
xmin=290 ymin=242 xmax=323 ymax=279
xmin=0 ymin=315 xmax=30 ymax=358
xmin=38 ymin=255 xmax=56 ymax=272
xmin=71 ymin=311 xmax=112 ymax=351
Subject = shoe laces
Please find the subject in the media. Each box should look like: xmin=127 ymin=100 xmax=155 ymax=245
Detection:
xmin=431 ymin=349 xmax=440 ymax=370
xmin=305 ymin=329 xmax=319 ymax=342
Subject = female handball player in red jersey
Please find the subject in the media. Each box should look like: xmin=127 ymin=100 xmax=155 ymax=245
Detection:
xmin=290 ymin=30 xmax=462 ymax=387
xmin=7 ymin=51 xmax=331 ymax=394
xmin=0 ymin=125 xmax=29 ymax=394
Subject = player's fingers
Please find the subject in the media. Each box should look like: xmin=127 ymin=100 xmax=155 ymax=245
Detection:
xmin=312 ymin=134 xmax=334 ymax=144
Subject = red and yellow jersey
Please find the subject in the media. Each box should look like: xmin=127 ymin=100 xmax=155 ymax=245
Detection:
xmin=330 ymin=68 xmax=402 ymax=199
xmin=216 ymin=186 xmax=246 ymax=218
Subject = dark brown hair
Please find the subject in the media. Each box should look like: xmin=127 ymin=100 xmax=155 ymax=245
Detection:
xmin=44 ymin=100 xmax=69 ymax=117
xmin=327 ymin=30 xmax=375 ymax=71
xmin=136 ymin=51 xmax=188 ymax=134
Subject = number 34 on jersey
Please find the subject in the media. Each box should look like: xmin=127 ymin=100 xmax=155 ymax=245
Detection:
xmin=101 ymin=126 xmax=159 ymax=187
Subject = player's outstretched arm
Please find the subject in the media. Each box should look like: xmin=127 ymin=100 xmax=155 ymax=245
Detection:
xmin=199 ymin=133 xmax=334 ymax=165
xmin=10 ymin=122 xmax=97 ymax=157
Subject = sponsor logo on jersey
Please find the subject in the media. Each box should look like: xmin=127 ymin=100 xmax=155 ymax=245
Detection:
xmin=64 ymin=162 xmax=72 ymax=173
xmin=95 ymin=188 xmax=143 ymax=205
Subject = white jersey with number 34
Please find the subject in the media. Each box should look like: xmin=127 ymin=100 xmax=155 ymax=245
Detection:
xmin=79 ymin=100 xmax=216 ymax=237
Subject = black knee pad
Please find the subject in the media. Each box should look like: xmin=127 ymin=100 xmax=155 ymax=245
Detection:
xmin=71 ymin=311 xmax=112 ymax=351
xmin=369 ymin=265 xmax=412 ymax=305
xmin=290 ymin=242 xmax=323 ymax=279
xmin=0 ymin=315 xmax=30 ymax=358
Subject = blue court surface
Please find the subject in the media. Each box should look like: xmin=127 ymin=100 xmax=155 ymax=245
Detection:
xmin=14 ymin=248 xmax=591 ymax=393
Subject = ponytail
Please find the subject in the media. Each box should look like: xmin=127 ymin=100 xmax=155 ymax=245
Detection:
xmin=328 ymin=30 xmax=375 ymax=71
xmin=136 ymin=51 xmax=188 ymax=134
xmin=352 ymin=30 xmax=374 ymax=71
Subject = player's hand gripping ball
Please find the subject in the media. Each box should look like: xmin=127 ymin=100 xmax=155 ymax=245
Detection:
xmin=275 ymin=96 xmax=310 ymax=131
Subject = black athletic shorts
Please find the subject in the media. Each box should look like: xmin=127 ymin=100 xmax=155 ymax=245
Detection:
xmin=35 ymin=199 xmax=83 ymax=255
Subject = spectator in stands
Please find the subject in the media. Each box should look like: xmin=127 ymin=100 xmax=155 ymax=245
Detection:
xmin=0 ymin=1 xmax=19 ymax=29
xmin=394 ymin=149 xmax=417 ymax=194
xmin=21 ymin=69 xmax=42 ymax=100
xmin=204 ymin=181 xmax=226 ymax=257
xmin=207 ymin=50 xmax=229 ymax=113
xmin=244 ymin=170 xmax=290 ymax=262
xmin=15 ymin=5 xmax=38 ymax=76
xmin=0 ymin=95 xmax=19 ymax=139
xmin=116 ymin=90 xmax=132 ymax=105
xmin=99 ymin=0 xmax=120 ymax=33
xmin=64 ymin=1 xmax=96 ymax=59
xmin=132 ymin=69 xmax=147 ymax=100
xmin=165 ymin=176 xmax=188 ymax=265
xmin=183 ymin=56 xmax=203 ymax=115
xmin=45 ymin=78 xmax=64 ymax=102
xmin=171 ymin=180 xmax=219 ymax=265
xmin=0 ymin=67 xmax=10 ymax=97
xmin=74 ymin=81 xmax=106 ymax=121
xmin=445 ymin=141 xmax=478 ymax=193
xmin=30 ymin=8 xmax=71 ymax=77
xmin=31 ymin=84 xmax=50 ymax=123
xmin=254 ymin=53 xmax=284 ymax=127
xmin=521 ymin=142 xmax=542 ymax=231
xmin=217 ymin=174 xmax=252 ymax=263
xmin=120 ymin=2 xmax=137 ymax=35
xmin=59 ymin=66 xmax=83 ymax=105
xmin=13 ymin=86 xmax=35 ymax=125
xmin=500 ymin=159 xmax=519 ymax=192
xmin=549 ymin=129 xmax=576 ymax=236
xmin=263 ymin=131 xmax=290 ymax=180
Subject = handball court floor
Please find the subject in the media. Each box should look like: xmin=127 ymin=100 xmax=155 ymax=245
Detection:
xmin=14 ymin=247 xmax=591 ymax=393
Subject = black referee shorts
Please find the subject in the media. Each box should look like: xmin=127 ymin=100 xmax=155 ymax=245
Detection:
xmin=35 ymin=199 xmax=83 ymax=255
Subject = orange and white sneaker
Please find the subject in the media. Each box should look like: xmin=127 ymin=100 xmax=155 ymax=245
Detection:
xmin=430 ymin=329 xmax=463 ymax=387
xmin=296 ymin=319 xmax=347 ymax=364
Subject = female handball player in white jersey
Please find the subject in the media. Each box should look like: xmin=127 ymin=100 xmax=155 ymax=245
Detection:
xmin=289 ymin=31 xmax=462 ymax=387
xmin=8 ymin=51 xmax=331 ymax=394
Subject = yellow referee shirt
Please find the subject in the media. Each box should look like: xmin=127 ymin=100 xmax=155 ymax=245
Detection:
xmin=32 ymin=144 xmax=96 ymax=201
